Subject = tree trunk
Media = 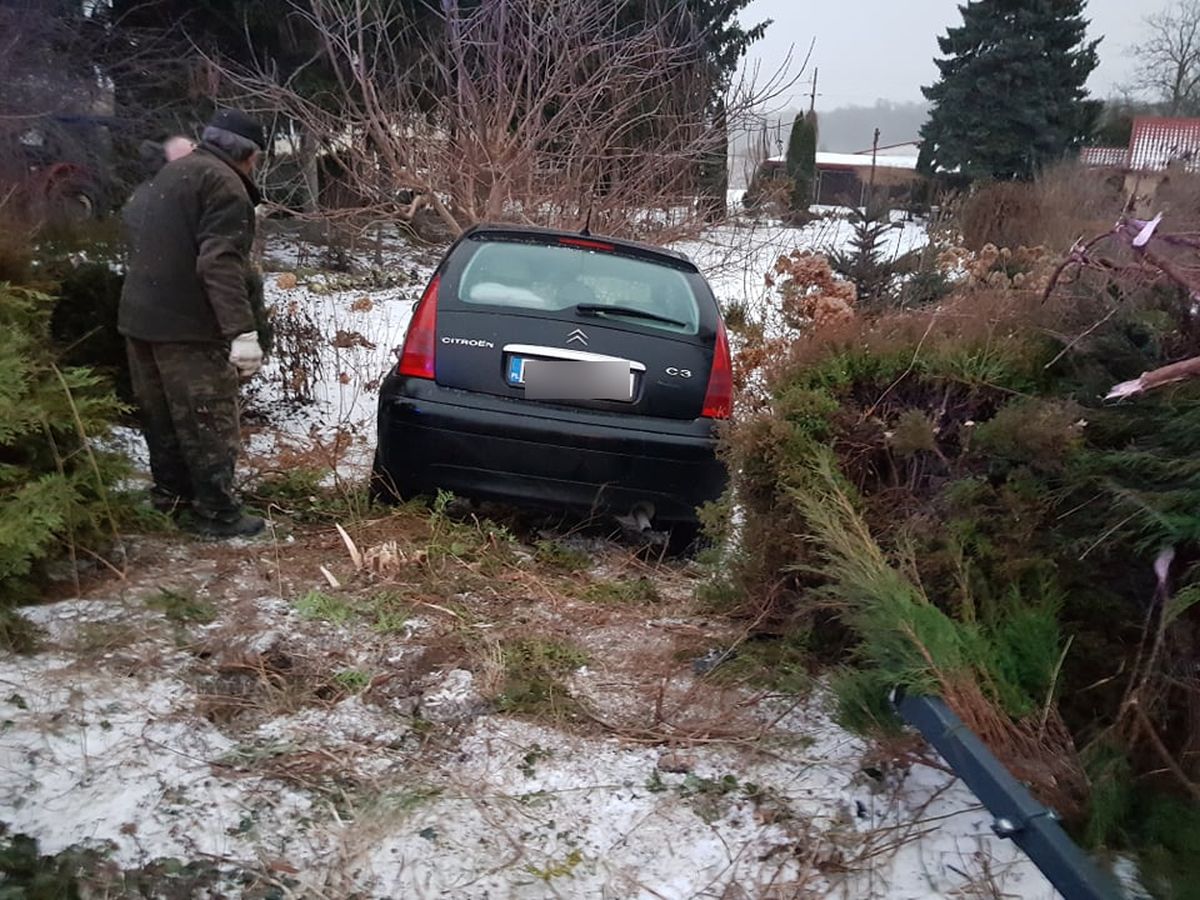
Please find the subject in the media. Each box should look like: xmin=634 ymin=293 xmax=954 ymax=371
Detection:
xmin=300 ymin=126 xmax=321 ymax=216
xmin=698 ymin=101 xmax=728 ymax=224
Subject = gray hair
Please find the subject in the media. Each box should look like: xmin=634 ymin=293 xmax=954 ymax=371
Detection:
xmin=201 ymin=125 xmax=259 ymax=162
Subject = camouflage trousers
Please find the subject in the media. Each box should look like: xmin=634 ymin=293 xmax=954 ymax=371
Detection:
xmin=126 ymin=338 xmax=242 ymax=523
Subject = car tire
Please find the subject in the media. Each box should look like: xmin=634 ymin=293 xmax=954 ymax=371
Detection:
xmin=368 ymin=451 xmax=409 ymax=505
xmin=666 ymin=522 xmax=703 ymax=556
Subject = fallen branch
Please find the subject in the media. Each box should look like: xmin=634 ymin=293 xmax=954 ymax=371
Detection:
xmin=1106 ymin=354 xmax=1200 ymax=400
xmin=335 ymin=522 xmax=362 ymax=570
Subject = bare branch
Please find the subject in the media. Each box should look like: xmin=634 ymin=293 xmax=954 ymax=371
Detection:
xmin=1130 ymin=0 xmax=1200 ymax=114
xmin=205 ymin=0 xmax=801 ymax=243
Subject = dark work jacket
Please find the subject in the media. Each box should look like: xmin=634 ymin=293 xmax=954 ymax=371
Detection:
xmin=119 ymin=143 xmax=263 ymax=343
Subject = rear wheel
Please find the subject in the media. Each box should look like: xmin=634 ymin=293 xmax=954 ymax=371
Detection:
xmin=666 ymin=521 xmax=703 ymax=556
xmin=40 ymin=167 xmax=100 ymax=226
xmin=369 ymin=450 xmax=409 ymax=505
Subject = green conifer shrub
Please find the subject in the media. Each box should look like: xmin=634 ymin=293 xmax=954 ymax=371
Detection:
xmin=784 ymin=111 xmax=818 ymax=215
xmin=918 ymin=0 xmax=1101 ymax=181
xmin=829 ymin=203 xmax=898 ymax=307
xmin=0 ymin=279 xmax=130 ymax=616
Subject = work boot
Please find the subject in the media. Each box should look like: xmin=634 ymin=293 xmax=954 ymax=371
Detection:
xmin=186 ymin=512 xmax=266 ymax=539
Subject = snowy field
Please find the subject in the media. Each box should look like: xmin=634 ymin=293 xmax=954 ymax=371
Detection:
xmin=0 ymin=210 xmax=1090 ymax=898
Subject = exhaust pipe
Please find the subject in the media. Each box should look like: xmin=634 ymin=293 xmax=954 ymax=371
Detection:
xmin=616 ymin=501 xmax=655 ymax=533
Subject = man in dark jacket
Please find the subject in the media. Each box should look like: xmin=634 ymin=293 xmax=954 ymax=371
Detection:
xmin=119 ymin=109 xmax=268 ymax=538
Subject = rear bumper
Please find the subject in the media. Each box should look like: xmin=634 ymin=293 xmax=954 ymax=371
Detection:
xmin=375 ymin=376 xmax=726 ymax=522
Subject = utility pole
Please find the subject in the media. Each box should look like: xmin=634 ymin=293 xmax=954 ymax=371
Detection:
xmin=809 ymin=68 xmax=819 ymax=114
xmin=865 ymin=127 xmax=880 ymax=208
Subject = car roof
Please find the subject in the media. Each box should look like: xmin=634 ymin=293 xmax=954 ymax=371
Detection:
xmin=462 ymin=223 xmax=695 ymax=268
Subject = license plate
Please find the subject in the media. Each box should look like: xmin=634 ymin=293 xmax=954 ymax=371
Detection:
xmin=508 ymin=356 xmax=635 ymax=401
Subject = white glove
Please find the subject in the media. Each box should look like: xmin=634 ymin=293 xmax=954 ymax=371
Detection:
xmin=230 ymin=332 xmax=264 ymax=378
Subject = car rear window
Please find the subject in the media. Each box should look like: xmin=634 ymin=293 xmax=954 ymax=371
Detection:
xmin=456 ymin=239 xmax=701 ymax=335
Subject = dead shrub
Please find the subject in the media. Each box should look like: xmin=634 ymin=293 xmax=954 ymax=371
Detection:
xmin=959 ymin=163 xmax=1126 ymax=253
xmin=268 ymin=298 xmax=325 ymax=406
xmin=1150 ymin=170 xmax=1200 ymax=226
xmin=733 ymin=252 xmax=856 ymax=405
xmin=939 ymin=674 xmax=1088 ymax=819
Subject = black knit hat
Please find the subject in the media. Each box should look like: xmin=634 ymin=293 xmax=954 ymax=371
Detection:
xmin=206 ymin=109 xmax=267 ymax=151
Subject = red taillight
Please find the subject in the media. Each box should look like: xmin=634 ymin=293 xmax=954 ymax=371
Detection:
xmin=701 ymin=319 xmax=732 ymax=419
xmin=558 ymin=237 xmax=615 ymax=252
xmin=397 ymin=275 xmax=440 ymax=379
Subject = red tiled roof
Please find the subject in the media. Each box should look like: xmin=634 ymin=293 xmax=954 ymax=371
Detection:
xmin=1128 ymin=116 xmax=1200 ymax=172
xmin=1080 ymin=146 xmax=1127 ymax=168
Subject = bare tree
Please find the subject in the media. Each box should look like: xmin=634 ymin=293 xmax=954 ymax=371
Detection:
xmin=1130 ymin=0 xmax=1200 ymax=115
xmin=205 ymin=0 xmax=795 ymax=244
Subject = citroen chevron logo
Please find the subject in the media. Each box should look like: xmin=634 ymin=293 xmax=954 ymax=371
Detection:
xmin=566 ymin=329 xmax=588 ymax=346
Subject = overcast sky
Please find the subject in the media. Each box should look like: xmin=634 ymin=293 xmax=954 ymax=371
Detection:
xmin=737 ymin=0 xmax=1151 ymax=113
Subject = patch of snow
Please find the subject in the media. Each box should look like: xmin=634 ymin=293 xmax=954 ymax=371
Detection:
xmin=106 ymin=426 xmax=150 ymax=475
xmin=343 ymin=707 xmax=1060 ymax=899
xmin=0 ymin=595 xmax=1074 ymax=899
xmin=247 ymin=261 xmax=431 ymax=478
xmin=766 ymin=153 xmax=920 ymax=171
xmin=674 ymin=209 xmax=929 ymax=321
xmin=257 ymin=695 xmax=409 ymax=749
xmin=418 ymin=668 xmax=488 ymax=724
xmin=20 ymin=597 xmax=138 ymax=645
xmin=0 ymin=653 xmax=323 ymax=867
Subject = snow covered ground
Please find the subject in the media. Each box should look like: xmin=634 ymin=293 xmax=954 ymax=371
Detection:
xmin=1 ymin=581 xmax=1058 ymax=898
xmin=246 ymin=270 xmax=427 ymax=477
xmin=676 ymin=209 xmax=930 ymax=318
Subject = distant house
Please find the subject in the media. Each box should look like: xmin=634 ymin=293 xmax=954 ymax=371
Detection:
xmin=748 ymin=147 xmax=923 ymax=210
xmin=1082 ymin=116 xmax=1200 ymax=212
xmin=808 ymin=151 xmax=921 ymax=206
xmin=1079 ymin=146 xmax=1127 ymax=168
xmin=1128 ymin=117 xmax=1200 ymax=172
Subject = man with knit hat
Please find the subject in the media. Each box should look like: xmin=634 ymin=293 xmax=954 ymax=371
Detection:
xmin=119 ymin=109 xmax=270 ymax=538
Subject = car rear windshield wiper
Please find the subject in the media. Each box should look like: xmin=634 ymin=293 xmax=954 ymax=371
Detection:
xmin=575 ymin=303 xmax=687 ymax=328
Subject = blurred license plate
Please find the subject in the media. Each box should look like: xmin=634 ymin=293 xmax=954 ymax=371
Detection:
xmin=510 ymin=357 xmax=633 ymax=401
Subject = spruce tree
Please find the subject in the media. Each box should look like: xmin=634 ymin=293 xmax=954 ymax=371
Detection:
xmin=830 ymin=202 xmax=896 ymax=307
xmin=918 ymin=0 xmax=1101 ymax=181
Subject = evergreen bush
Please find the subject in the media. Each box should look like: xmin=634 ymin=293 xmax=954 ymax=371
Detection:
xmin=829 ymin=203 xmax=898 ymax=307
xmin=37 ymin=222 xmax=131 ymax=404
xmin=918 ymin=0 xmax=1100 ymax=181
xmin=0 ymin=277 xmax=131 ymax=616
xmin=784 ymin=111 xmax=817 ymax=216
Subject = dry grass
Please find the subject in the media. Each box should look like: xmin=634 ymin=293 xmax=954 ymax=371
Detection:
xmin=959 ymin=162 xmax=1127 ymax=253
xmin=194 ymin=644 xmax=347 ymax=726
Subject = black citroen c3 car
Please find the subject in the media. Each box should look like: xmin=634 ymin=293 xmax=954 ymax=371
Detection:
xmin=371 ymin=224 xmax=731 ymax=543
